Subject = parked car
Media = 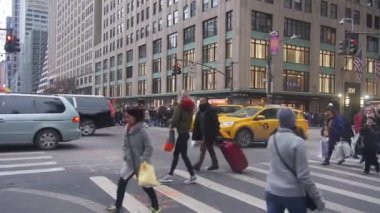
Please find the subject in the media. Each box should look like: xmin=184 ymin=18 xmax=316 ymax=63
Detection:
xmin=0 ymin=93 xmax=81 ymax=150
xmin=60 ymin=95 xmax=115 ymax=136
xmin=218 ymin=105 xmax=308 ymax=148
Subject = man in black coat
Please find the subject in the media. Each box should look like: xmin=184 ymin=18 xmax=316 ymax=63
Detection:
xmin=192 ymin=97 xmax=220 ymax=171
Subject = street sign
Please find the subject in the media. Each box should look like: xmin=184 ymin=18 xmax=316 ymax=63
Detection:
xmin=188 ymin=63 xmax=196 ymax=77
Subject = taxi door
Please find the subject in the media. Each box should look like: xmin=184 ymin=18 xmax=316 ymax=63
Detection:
xmin=254 ymin=108 xmax=279 ymax=141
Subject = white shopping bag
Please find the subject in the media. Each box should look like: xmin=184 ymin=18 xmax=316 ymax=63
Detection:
xmin=320 ymin=137 xmax=329 ymax=158
xmin=341 ymin=141 xmax=351 ymax=158
xmin=332 ymin=142 xmax=344 ymax=161
xmin=191 ymin=140 xmax=202 ymax=147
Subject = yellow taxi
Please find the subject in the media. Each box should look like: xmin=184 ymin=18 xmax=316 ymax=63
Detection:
xmin=191 ymin=104 xmax=242 ymax=130
xmin=218 ymin=105 xmax=308 ymax=148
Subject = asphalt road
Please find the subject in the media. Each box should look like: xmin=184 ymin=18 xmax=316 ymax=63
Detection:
xmin=0 ymin=127 xmax=379 ymax=213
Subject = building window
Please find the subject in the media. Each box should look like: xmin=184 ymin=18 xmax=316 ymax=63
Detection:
xmin=250 ymin=66 xmax=266 ymax=89
xmin=283 ymin=70 xmax=309 ymax=92
xmin=159 ymin=0 xmax=163 ymax=11
xmin=110 ymin=56 xmax=116 ymax=68
xmin=284 ymin=18 xmax=310 ymax=40
xmin=152 ymin=78 xmax=161 ymax=94
xmin=226 ymin=39 xmax=233 ymax=59
xmin=167 ymin=13 xmax=173 ymax=27
xmin=103 ymin=59 xmax=108 ymax=70
xmin=166 ymin=75 xmax=177 ymax=93
xmin=95 ymin=75 xmax=101 ymax=84
xmin=158 ymin=18 xmax=163 ymax=31
xmin=167 ymin=53 xmax=177 ymax=70
xmin=126 ymin=66 xmax=133 ymax=78
xmin=284 ymin=0 xmax=292 ymax=8
xmin=344 ymin=55 xmax=354 ymax=71
xmin=295 ymin=0 xmax=302 ymax=11
xmin=126 ymin=82 xmax=132 ymax=96
xmin=367 ymin=58 xmax=375 ymax=73
xmin=117 ymin=69 xmax=123 ymax=80
xmin=153 ymin=58 xmax=162 ymax=73
xmin=250 ymin=39 xmax=268 ymax=59
xmin=226 ymin=11 xmax=233 ymax=32
xmin=319 ymin=74 xmax=335 ymax=94
xmin=183 ymin=49 xmax=195 ymax=67
xmin=283 ymin=44 xmax=310 ymax=64
xmin=138 ymin=63 xmax=147 ymax=76
xmin=367 ymin=36 xmax=379 ymax=52
xmin=345 ymin=8 xmax=351 ymax=18
xmin=103 ymin=86 xmax=108 ymax=97
xmin=321 ymin=1 xmax=328 ymax=17
xmin=153 ymin=21 xmax=157 ymax=33
xmin=203 ymin=0 xmax=209 ymax=11
xmin=367 ymin=14 xmax=373 ymax=28
xmin=153 ymin=39 xmax=162 ymax=54
xmin=174 ymin=10 xmax=179 ymax=24
xmin=138 ymin=45 xmax=147 ymax=58
xmin=183 ymin=5 xmax=190 ymax=20
xmin=103 ymin=73 xmax=108 ymax=83
xmin=190 ymin=1 xmax=196 ymax=17
xmin=110 ymin=85 xmax=115 ymax=97
xmin=319 ymin=50 xmax=335 ymax=68
xmin=304 ymin=0 xmax=312 ymax=13
xmin=203 ymin=17 xmax=217 ymax=38
xmin=126 ymin=50 xmax=133 ymax=63
xmin=117 ymin=53 xmax=123 ymax=66
xmin=366 ymin=79 xmax=378 ymax=96
xmin=168 ymin=32 xmax=178 ymax=49
xmin=251 ymin=11 xmax=272 ymax=33
xmin=320 ymin=26 xmax=336 ymax=45
xmin=116 ymin=84 xmax=122 ymax=97
xmin=225 ymin=65 xmax=232 ymax=89
xmin=353 ymin=10 xmax=360 ymax=25
xmin=183 ymin=74 xmax=194 ymax=91
xmin=203 ymin=43 xmax=217 ymax=63
xmin=202 ymin=69 xmax=216 ymax=90
xmin=183 ymin=26 xmax=195 ymax=45
xmin=330 ymin=4 xmax=337 ymax=19
xmin=138 ymin=80 xmax=147 ymax=95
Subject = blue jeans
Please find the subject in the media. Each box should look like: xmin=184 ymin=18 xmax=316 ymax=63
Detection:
xmin=266 ymin=192 xmax=307 ymax=213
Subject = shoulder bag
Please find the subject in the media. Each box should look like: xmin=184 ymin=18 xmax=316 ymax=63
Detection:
xmin=273 ymin=134 xmax=317 ymax=211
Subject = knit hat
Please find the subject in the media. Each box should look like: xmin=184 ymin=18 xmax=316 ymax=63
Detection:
xmin=277 ymin=108 xmax=296 ymax=128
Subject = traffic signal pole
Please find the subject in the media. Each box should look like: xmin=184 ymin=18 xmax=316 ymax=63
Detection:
xmin=174 ymin=59 xmax=235 ymax=103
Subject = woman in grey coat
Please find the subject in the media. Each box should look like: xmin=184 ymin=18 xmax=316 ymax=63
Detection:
xmin=266 ymin=108 xmax=325 ymax=213
xmin=107 ymin=107 xmax=160 ymax=213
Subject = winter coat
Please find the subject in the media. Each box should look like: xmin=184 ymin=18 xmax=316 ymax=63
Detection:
xmin=170 ymin=98 xmax=195 ymax=133
xmin=120 ymin=121 xmax=153 ymax=179
xmin=192 ymin=104 xmax=220 ymax=142
xmin=360 ymin=124 xmax=380 ymax=153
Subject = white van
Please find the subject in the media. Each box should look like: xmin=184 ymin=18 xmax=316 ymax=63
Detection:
xmin=0 ymin=94 xmax=81 ymax=150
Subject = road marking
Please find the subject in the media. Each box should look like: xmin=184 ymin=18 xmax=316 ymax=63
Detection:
xmin=175 ymin=170 xmax=267 ymax=211
xmin=308 ymin=160 xmax=363 ymax=172
xmin=259 ymin=162 xmax=380 ymax=192
xmin=0 ymin=151 xmax=46 ymax=156
xmin=227 ymin=172 xmax=363 ymax=213
xmin=247 ymin=166 xmax=380 ymax=206
xmin=0 ymin=161 xmax=57 ymax=169
xmin=0 ymin=167 xmax=65 ymax=176
xmin=90 ymin=176 xmax=150 ymax=213
xmin=0 ymin=156 xmax=52 ymax=161
xmin=3 ymin=188 xmax=105 ymax=212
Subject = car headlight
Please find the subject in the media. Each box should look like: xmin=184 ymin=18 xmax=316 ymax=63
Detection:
xmin=221 ymin=122 xmax=235 ymax=127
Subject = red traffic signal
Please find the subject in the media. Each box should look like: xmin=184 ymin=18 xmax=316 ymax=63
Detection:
xmin=4 ymin=33 xmax=21 ymax=53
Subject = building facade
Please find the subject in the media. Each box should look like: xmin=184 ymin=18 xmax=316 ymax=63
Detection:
xmin=0 ymin=60 xmax=6 ymax=87
xmin=37 ymin=48 xmax=48 ymax=93
xmin=47 ymin=0 xmax=102 ymax=95
xmin=8 ymin=2 xmax=20 ymax=92
xmin=94 ymin=0 xmax=379 ymax=112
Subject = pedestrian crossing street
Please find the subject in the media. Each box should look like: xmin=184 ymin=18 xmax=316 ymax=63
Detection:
xmin=0 ymin=151 xmax=65 ymax=177
xmin=91 ymin=159 xmax=380 ymax=213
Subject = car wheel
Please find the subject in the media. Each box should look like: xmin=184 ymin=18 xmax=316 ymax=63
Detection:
xmin=80 ymin=119 xmax=96 ymax=136
xmin=235 ymin=129 xmax=252 ymax=148
xmin=34 ymin=129 xmax=59 ymax=150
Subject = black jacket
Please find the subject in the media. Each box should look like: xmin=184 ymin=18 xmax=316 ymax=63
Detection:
xmin=360 ymin=124 xmax=380 ymax=152
xmin=192 ymin=104 xmax=220 ymax=141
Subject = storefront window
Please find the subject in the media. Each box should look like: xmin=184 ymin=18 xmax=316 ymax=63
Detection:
xmin=319 ymin=50 xmax=335 ymax=68
xmin=283 ymin=70 xmax=309 ymax=92
xmin=283 ymin=44 xmax=310 ymax=64
xmin=250 ymin=66 xmax=266 ymax=89
xmin=319 ymin=74 xmax=335 ymax=94
xmin=366 ymin=79 xmax=378 ymax=96
xmin=250 ymin=39 xmax=267 ymax=59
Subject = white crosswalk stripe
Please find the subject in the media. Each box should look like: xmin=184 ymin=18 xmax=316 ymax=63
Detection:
xmin=0 ymin=152 xmax=64 ymax=177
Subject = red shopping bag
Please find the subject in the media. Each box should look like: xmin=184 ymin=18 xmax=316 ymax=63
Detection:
xmin=164 ymin=129 xmax=175 ymax=152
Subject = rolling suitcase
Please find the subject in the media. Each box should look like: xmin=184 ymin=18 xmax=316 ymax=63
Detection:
xmin=219 ymin=141 xmax=248 ymax=173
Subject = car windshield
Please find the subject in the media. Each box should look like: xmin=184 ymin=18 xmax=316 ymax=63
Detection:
xmin=217 ymin=106 xmax=241 ymax=114
xmin=228 ymin=107 xmax=261 ymax=118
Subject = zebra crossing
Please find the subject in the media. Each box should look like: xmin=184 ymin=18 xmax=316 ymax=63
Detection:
xmin=91 ymin=160 xmax=380 ymax=213
xmin=0 ymin=151 xmax=65 ymax=177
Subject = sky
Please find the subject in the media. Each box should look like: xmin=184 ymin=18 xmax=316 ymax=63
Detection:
xmin=0 ymin=0 xmax=12 ymax=60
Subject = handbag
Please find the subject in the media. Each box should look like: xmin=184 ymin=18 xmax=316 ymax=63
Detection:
xmin=273 ymin=134 xmax=317 ymax=211
xmin=138 ymin=161 xmax=159 ymax=187
xmin=164 ymin=129 xmax=175 ymax=152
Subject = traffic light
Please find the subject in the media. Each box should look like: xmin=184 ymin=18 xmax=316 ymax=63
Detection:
xmin=348 ymin=39 xmax=358 ymax=55
xmin=4 ymin=33 xmax=21 ymax=53
xmin=337 ymin=40 xmax=347 ymax=55
xmin=172 ymin=63 xmax=181 ymax=76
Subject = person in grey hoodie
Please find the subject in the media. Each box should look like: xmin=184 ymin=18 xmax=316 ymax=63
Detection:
xmin=107 ymin=107 xmax=160 ymax=213
xmin=266 ymin=108 xmax=325 ymax=213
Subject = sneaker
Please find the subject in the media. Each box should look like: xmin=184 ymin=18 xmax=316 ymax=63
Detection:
xmin=106 ymin=205 xmax=122 ymax=213
xmin=337 ymin=159 xmax=345 ymax=165
xmin=150 ymin=207 xmax=162 ymax=213
xmin=192 ymin=165 xmax=201 ymax=172
xmin=160 ymin=174 xmax=174 ymax=183
xmin=206 ymin=165 xmax=219 ymax=171
xmin=184 ymin=175 xmax=197 ymax=184
xmin=321 ymin=161 xmax=329 ymax=166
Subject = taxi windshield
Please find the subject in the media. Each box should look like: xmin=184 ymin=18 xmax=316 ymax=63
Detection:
xmin=216 ymin=106 xmax=241 ymax=114
xmin=228 ymin=107 xmax=261 ymax=118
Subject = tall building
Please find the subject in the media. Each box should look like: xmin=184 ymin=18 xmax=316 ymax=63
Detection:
xmin=7 ymin=4 xmax=20 ymax=92
xmin=0 ymin=60 xmax=6 ymax=87
xmin=37 ymin=48 xmax=48 ymax=93
xmin=46 ymin=0 xmax=57 ymax=86
xmin=47 ymin=0 xmax=102 ymax=94
xmin=94 ymin=0 xmax=380 ymax=113
xmin=19 ymin=0 xmax=48 ymax=93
